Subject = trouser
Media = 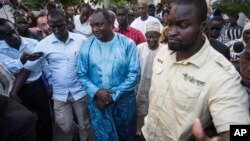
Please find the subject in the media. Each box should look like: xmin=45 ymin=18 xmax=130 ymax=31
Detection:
xmin=18 ymin=77 xmax=53 ymax=141
xmin=54 ymin=93 xmax=90 ymax=141
xmin=0 ymin=95 xmax=36 ymax=141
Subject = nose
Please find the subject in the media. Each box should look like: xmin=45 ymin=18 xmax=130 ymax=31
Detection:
xmin=138 ymin=8 xmax=143 ymax=13
xmin=168 ymin=26 xmax=178 ymax=37
xmin=92 ymin=25 xmax=98 ymax=32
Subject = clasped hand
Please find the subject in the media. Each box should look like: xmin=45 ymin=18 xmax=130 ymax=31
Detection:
xmin=95 ymin=89 xmax=114 ymax=110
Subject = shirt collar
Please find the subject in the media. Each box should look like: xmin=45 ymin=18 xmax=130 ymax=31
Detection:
xmin=50 ymin=31 xmax=74 ymax=44
xmin=19 ymin=37 xmax=29 ymax=51
xmin=185 ymin=35 xmax=211 ymax=68
xmin=172 ymin=35 xmax=211 ymax=68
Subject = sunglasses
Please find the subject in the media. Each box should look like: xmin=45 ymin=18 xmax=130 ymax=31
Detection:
xmin=210 ymin=27 xmax=221 ymax=31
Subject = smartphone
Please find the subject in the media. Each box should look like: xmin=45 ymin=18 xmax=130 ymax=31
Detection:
xmin=29 ymin=52 xmax=44 ymax=58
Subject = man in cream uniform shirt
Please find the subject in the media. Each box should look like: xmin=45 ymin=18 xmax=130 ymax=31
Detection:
xmin=141 ymin=0 xmax=250 ymax=141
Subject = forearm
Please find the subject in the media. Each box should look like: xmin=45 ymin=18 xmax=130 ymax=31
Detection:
xmin=11 ymin=69 xmax=31 ymax=95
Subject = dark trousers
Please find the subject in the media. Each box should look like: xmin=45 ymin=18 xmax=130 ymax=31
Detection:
xmin=18 ymin=78 xmax=53 ymax=141
xmin=0 ymin=95 xmax=36 ymax=141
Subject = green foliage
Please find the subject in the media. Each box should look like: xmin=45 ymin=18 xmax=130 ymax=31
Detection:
xmin=20 ymin=0 xmax=46 ymax=10
xmin=60 ymin=0 xmax=85 ymax=7
xmin=218 ymin=0 xmax=250 ymax=15
xmin=90 ymin=0 xmax=137 ymax=7
xmin=19 ymin=0 xmax=137 ymax=10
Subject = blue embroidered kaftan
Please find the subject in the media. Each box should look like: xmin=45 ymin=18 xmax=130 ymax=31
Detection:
xmin=77 ymin=33 xmax=140 ymax=141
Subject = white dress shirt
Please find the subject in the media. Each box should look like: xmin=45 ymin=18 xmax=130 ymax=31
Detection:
xmin=24 ymin=32 xmax=87 ymax=102
xmin=74 ymin=15 xmax=93 ymax=39
xmin=0 ymin=37 xmax=41 ymax=83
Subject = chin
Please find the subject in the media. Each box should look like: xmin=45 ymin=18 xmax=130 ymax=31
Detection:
xmin=168 ymin=44 xmax=184 ymax=51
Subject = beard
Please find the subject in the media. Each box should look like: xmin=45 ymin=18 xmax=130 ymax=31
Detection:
xmin=168 ymin=43 xmax=190 ymax=51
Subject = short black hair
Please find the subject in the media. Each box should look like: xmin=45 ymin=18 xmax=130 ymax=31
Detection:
xmin=79 ymin=3 xmax=92 ymax=13
xmin=210 ymin=16 xmax=224 ymax=24
xmin=47 ymin=9 xmax=65 ymax=20
xmin=149 ymin=4 xmax=156 ymax=9
xmin=14 ymin=14 xmax=28 ymax=22
xmin=117 ymin=6 xmax=129 ymax=14
xmin=176 ymin=0 xmax=208 ymax=22
xmin=92 ymin=8 xmax=112 ymax=24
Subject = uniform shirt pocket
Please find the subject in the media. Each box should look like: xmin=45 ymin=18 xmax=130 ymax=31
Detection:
xmin=175 ymin=82 xmax=201 ymax=113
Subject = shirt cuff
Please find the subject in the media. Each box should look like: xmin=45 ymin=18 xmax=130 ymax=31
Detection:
xmin=111 ymin=90 xmax=121 ymax=102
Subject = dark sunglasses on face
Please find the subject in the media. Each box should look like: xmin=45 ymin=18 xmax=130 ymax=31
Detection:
xmin=210 ymin=27 xmax=221 ymax=31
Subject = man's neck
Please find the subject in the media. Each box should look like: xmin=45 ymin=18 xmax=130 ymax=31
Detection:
xmin=59 ymin=32 xmax=69 ymax=43
xmin=141 ymin=15 xmax=148 ymax=21
xmin=119 ymin=24 xmax=128 ymax=32
xmin=176 ymin=36 xmax=205 ymax=61
xmin=101 ymin=32 xmax=115 ymax=42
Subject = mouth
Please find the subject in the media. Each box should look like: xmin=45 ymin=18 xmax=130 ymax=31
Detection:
xmin=94 ymin=32 xmax=102 ymax=37
xmin=168 ymin=38 xmax=179 ymax=44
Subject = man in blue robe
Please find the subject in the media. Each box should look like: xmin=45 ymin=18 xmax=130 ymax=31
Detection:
xmin=77 ymin=8 xmax=140 ymax=141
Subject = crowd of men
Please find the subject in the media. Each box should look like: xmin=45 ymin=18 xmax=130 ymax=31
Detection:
xmin=0 ymin=0 xmax=250 ymax=141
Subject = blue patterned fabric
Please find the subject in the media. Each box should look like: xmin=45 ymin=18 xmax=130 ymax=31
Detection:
xmin=77 ymin=33 xmax=140 ymax=141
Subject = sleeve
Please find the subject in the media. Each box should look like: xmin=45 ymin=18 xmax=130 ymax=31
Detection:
xmin=41 ymin=58 xmax=52 ymax=84
xmin=208 ymin=73 xmax=250 ymax=133
xmin=77 ymin=45 xmax=99 ymax=100
xmin=111 ymin=41 xmax=141 ymax=101
xmin=0 ymin=54 xmax=23 ymax=74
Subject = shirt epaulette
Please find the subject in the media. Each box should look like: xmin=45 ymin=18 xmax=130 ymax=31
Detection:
xmin=215 ymin=56 xmax=238 ymax=76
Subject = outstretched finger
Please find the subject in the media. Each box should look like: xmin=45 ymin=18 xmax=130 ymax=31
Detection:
xmin=192 ymin=118 xmax=206 ymax=141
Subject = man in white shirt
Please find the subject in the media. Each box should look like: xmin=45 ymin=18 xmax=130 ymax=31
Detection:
xmin=11 ymin=10 xmax=90 ymax=141
xmin=130 ymin=2 xmax=163 ymax=35
xmin=74 ymin=3 xmax=93 ymax=39
xmin=136 ymin=21 xmax=165 ymax=135
xmin=0 ymin=18 xmax=53 ymax=141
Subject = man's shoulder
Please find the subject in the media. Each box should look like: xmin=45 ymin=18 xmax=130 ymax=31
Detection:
xmin=73 ymin=15 xmax=80 ymax=21
xmin=148 ymin=16 xmax=161 ymax=22
xmin=128 ymin=26 xmax=143 ymax=34
xmin=130 ymin=17 xmax=141 ymax=25
xmin=137 ymin=42 xmax=147 ymax=48
xmin=207 ymin=47 xmax=238 ymax=77
xmin=69 ymin=32 xmax=87 ymax=41
xmin=21 ymin=37 xmax=38 ymax=44
xmin=116 ymin=33 xmax=135 ymax=44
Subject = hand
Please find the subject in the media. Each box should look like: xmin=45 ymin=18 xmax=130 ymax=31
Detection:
xmin=28 ymin=52 xmax=44 ymax=61
xmin=9 ymin=90 xmax=22 ymax=103
xmin=95 ymin=99 xmax=106 ymax=110
xmin=20 ymin=52 xmax=30 ymax=64
xmin=95 ymin=89 xmax=113 ymax=104
xmin=192 ymin=119 xmax=221 ymax=141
